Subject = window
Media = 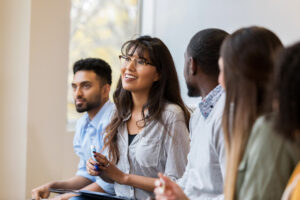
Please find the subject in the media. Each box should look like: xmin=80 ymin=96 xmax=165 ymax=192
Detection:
xmin=67 ymin=0 xmax=140 ymax=129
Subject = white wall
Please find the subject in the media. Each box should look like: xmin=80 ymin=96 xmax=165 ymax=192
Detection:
xmin=0 ymin=0 xmax=77 ymax=199
xmin=0 ymin=0 xmax=31 ymax=199
xmin=26 ymin=1 xmax=77 ymax=199
xmin=141 ymin=0 xmax=300 ymax=106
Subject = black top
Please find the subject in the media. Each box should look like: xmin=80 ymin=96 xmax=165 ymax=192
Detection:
xmin=128 ymin=133 xmax=137 ymax=145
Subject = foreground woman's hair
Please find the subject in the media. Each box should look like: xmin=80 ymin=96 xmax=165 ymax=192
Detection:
xmin=221 ymin=26 xmax=283 ymax=200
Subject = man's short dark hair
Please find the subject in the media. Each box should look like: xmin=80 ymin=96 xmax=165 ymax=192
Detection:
xmin=187 ymin=28 xmax=229 ymax=77
xmin=73 ymin=58 xmax=112 ymax=85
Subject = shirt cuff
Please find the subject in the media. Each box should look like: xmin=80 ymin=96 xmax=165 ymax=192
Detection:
xmin=96 ymin=177 xmax=115 ymax=194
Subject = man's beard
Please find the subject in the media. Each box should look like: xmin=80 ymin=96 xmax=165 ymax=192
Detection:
xmin=75 ymin=99 xmax=102 ymax=113
xmin=186 ymin=83 xmax=199 ymax=97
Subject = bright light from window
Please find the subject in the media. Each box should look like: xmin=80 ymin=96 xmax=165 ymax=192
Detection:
xmin=67 ymin=0 xmax=140 ymax=130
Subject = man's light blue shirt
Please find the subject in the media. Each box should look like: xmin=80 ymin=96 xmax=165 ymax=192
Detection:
xmin=73 ymin=100 xmax=115 ymax=194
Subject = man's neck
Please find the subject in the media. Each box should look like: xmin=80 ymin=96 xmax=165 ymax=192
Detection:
xmin=196 ymin=74 xmax=218 ymax=98
xmin=87 ymin=98 xmax=108 ymax=120
xmin=199 ymin=81 xmax=218 ymax=98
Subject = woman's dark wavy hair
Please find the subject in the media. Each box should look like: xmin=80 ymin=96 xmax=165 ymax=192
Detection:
xmin=103 ymin=36 xmax=190 ymax=164
xmin=275 ymin=42 xmax=300 ymax=140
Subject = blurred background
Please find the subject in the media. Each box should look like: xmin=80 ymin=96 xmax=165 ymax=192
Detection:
xmin=0 ymin=0 xmax=300 ymax=199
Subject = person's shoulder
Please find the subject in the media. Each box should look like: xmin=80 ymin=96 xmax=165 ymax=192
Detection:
xmin=247 ymin=114 xmax=281 ymax=152
xmin=106 ymin=100 xmax=115 ymax=109
xmin=161 ymin=103 xmax=186 ymax=123
xmin=251 ymin=114 xmax=274 ymax=137
xmin=102 ymin=101 xmax=116 ymax=118
xmin=76 ymin=113 xmax=88 ymax=125
xmin=163 ymin=103 xmax=184 ymax=114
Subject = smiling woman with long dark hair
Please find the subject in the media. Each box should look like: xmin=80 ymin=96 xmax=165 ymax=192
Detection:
xmin=87 ymin=36 xmax=190 ymax=199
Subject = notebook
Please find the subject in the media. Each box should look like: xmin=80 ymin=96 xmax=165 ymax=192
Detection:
xmin=49 ymin=188 xmax=130 ymax=200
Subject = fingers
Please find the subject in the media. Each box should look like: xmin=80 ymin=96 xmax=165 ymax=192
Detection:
xmin=87 ymin=167 xmax=99 ymax=176
xmin=92 ymin=154 xmax=111 ymax=170
xmin=154 ymin=173 xmax=179 ymax=200
xmin=155 ymin=179 xmax=163 ymax=187
xmin=86 ymin=160 xmax=100 ymax=176
xmin=154 ymin=186 xmax=164 ymax=195
xmin=158 ymin=173 xmax=177 ymax=190
xmin=92 ymin=152 xmax=106 ymax=160
xmin=98 ymin=163 xmax=110 ymax=171
xmin=155 ymin=174 xmax=188 ymax=200
xmin=88 ymin=157 xmax=97 ymax=165
xmin=86 ymin=159 xmax=95 ymax=169
xmin=32 ymin=187 xmax=47 ymax=200
xmin=31 ymin=192 xmax=40 ymax=200
xmin=155 ymin=188 xmax=175 ymax=200
xmin=93 ymin=153 xmax=107 ymax=164
xmin=158 ymin=173 xmax=171 ymax=184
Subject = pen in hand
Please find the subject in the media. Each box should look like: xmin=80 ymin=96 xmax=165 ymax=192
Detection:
xmin=90 ymin=145 xmax=100 ymax=171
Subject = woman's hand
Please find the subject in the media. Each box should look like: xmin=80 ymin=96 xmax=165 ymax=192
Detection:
xmin=86 ymin=157 xmax=101 ymax=176
xmin=92 ymin=152 xmax=128 ymax=184
xmin=154 ymin=173 xmax=189 ymax=200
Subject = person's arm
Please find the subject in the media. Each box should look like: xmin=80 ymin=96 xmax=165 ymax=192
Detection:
xmin=47 ymin=180 xmax=106 ymax=200
xmin=87 ymin=156 xmax=156 ymax=191
xmin=50 ymin=175 xmax=93 ymax=189
xmin=31 ymin=176 xmax=92 ymax=200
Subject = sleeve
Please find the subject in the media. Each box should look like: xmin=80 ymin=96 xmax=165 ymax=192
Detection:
xmin=237 ymin=117 xmax=295 ymax=200
xmin=176 ymin=113 xmax=195 ymax=190
xmin=176 ymin=154 xmax=190 ymax=191
xmin=95 ymin=177 xmax=115 ymax=195
xmin=163 ymin=113 xmax=190 ymax=181
xmin=212 ymin=115 xmax=226 ymax=181
xmin=73 ymin=119 xmax=96 ymax=182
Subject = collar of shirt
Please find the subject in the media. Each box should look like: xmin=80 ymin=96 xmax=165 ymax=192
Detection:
xmin=83 ymin=100 xmax=112 ymax=130
xmin=198 ymin=85 xmax=224 ymax=119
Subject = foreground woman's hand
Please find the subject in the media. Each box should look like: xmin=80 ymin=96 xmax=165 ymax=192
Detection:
xmin=154 ymin=173 xmax=189 ymax=200
xmin=86 ymin=152 xmax=128 ymax=184
xmin=86 ymin=157 xmax=102 ymax=176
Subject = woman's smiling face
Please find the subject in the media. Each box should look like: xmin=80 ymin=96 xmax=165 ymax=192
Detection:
xmin=121 ymin=47 xmax=160 ymax=94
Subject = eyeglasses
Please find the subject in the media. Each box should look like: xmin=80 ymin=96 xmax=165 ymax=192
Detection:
xmin=119 ymin=55 xmax=154 ymax=68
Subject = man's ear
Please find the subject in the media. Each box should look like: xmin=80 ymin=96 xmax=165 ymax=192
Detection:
xmin=101 ymin=84 xmax=111 ymax=98
xmin=190 ymin=57 xmax=197 ymax=75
